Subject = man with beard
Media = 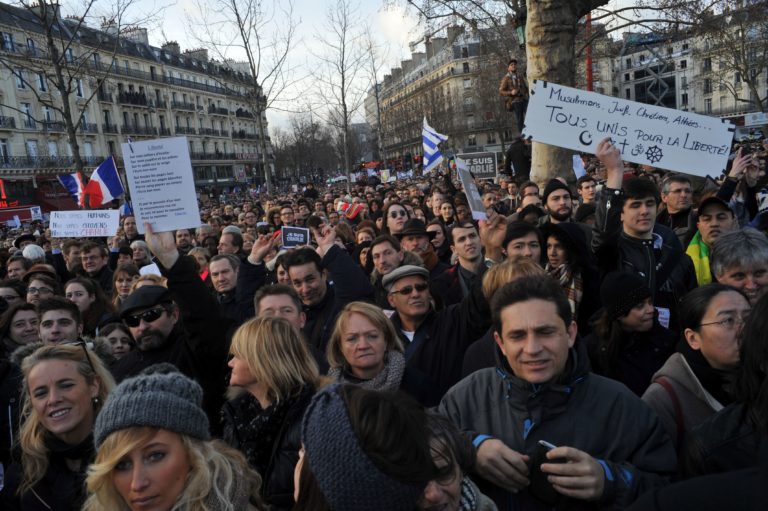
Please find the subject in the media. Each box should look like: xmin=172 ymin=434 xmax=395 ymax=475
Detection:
xmin=111 ymin=225 xmax=233 ymax=432
xmin=540 ymin=179 xmax=592 ymax=246
xmin=175 ymin=228 xmax=195 ymax=256
xmin=397 ymin=219 xmax=449 ymax=279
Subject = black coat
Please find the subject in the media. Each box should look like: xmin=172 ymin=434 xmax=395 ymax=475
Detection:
xmin=0 ymin=354 xmax=21 ymax=469
xmin=111 ymin=255 xmax=233 ymax=434
xmin=390 ymin=274 xmax=491 ymax=400
xmin=1 ymin=436 xmax=94 ymax=511
xmin=221 ymin=388 xmax=314 ymax=511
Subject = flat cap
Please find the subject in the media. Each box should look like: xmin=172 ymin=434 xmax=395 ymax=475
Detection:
xmin=381 ymin=264 xmax=429 ymax=291
xmin=120 ymin=285 xmax=173 ymax=318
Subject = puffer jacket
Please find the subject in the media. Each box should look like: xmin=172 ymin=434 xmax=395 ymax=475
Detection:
xmin=592 ymin=187 xmax=697 ymax=331
xmin=439 ymin=344 xmax=676 ymax=511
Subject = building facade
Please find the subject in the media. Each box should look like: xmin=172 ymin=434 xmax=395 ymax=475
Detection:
xmin=0 ymin=2 xmax=272 ymax=211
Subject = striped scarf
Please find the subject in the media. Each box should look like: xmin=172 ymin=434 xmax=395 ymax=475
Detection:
xmin=686 ymin=230 xmax=712 ymax=285
xmin=546 ymin=263 xmax=583 ymax=320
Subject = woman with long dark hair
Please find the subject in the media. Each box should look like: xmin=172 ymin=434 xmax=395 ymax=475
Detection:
xmin=64 ymin=277 xmax=115 ymax=339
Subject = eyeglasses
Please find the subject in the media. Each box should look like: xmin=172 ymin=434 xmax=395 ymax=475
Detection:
xmin=27 ymin=287 xmax=53 ymax=295
xmin=389 ymin=282 xmax=429 ymax=296
xmin=64 ymin=339 xmax=97 ymax=374
xmin=124 ymin=307 xmax=167 ymax=328
xmin=700 ymin=315 xmax=749 ymax=330
xmin=389 ymin=210 xmax=408 ymax=219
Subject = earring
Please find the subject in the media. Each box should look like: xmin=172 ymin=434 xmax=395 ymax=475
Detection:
xmin=92 ymin=396 xmax=100 ymax=407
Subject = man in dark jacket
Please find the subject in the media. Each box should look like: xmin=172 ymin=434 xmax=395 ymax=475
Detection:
xmin=283 ymin=224 xmax=374 ymax=357
xmin=592 ymin=138 xmax=697 ymax=331
xmin=396 ymin=218 xmax=449 ymax=279
xmin=80 ymin=241 xmax=114 ymax=295
xmin=432 ymin=222 xmax=486 ymax=307
xmin=439 ymin=276 xmax=676 ymax=510
xmin=383 ymin=262 xmax=491 ymax=400
xmin=112 ymin=225 xmax=232 ymax=432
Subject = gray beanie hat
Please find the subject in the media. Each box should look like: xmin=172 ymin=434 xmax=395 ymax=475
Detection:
xmin=94 ymin=370 xmax=210 ymax=447
xmin=300 ymin=384 xmax=425 ymax=511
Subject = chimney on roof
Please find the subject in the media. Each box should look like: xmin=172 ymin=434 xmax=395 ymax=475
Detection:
xmin=162 ymin=41 xmax=180 ymax=55
xmin=101 ymin=17 xmax=118 ymax=36
xmin=123 ymin=26 xmax=149 ymax=45
xmin=184 ymin=48 xmax=209 ymax=62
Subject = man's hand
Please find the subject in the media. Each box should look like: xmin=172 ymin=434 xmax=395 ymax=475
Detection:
xmin=476 ymin=439 xmax=530 ymax=493
xmin=313 ymin=224 xmax=336 ymax=258
xmin=729 ymin=148 xmax=753 ymax=180
xmin=248 ymin=234 xmax=276 ymax=265
xmin=541 ymin=446 xmax=605 ymax=501
xmin=595 ymin=137 xmax=624 ymax=189
xmin=479 ymin=212 xmax=507 ymax=263
xmin=109 ymin=235 xmax=121 ymax=250
xmin=143 ymin=223 xmax=179 ymax=269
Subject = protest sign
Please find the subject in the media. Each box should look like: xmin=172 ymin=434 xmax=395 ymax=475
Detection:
xmin=121 ymin=137 xmax=201 ymax=234
xmin=456 ymin=158 xmax=487 ymax=221
xmin=282 ymin=226 xmax=310 ymax=248
xmin=572 ymin=155 xmax=587 ymax=178
xmin=522 ymin=81 xmax=735 ymax=177
xmin=50 ymin=210 xmax=120 ymax=238
xmin=457 ymin=152 xmax=497 ymax=180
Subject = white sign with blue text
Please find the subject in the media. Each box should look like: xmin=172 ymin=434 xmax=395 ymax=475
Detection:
xmin=522 ymin=81 xmax=735 ymax=177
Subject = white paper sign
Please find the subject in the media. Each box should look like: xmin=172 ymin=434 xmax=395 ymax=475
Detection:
xmin=122 ymin=137 xmax=201 ymax=234
xmin=140 ymin=263 xmax=162 ymax=277
xmin=456 ymin=158 xmax=487 ymax=221
xmin=522 ymin=81 xmax=735 ymax=177
xmin=572 ymin=155 xmax=587 ymax=178
xmin=50 ymin=210 xmax=120 ymax=238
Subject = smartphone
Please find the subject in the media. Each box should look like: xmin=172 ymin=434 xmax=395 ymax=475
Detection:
xmin=528 ymin=441 xmax=564 ymax=505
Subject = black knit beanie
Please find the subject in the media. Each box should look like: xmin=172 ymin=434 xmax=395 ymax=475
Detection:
xmin=542 ymin=179 xmax=571 ymax=204
xmin=600 ymin=271 xmax=652 ymax=321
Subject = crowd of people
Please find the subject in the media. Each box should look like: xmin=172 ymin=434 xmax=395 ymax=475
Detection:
xmin=0 ymin=135 xmax=766 ymax=510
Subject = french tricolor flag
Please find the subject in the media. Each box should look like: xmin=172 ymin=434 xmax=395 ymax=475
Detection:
xmin=57 ymin=171 xmax=86 ymax=207
xmin=84 ymin=156 xmax=125 ymax=208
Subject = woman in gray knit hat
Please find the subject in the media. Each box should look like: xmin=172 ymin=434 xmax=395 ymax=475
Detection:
xmin=83 ymin=367 xmax=265 ymax=511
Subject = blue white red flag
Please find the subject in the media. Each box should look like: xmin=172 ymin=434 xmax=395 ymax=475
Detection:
xmin=57 ymin=172 xmax=86 ymax=207
xmin=84 ymin=156 xmax=124 ymax=207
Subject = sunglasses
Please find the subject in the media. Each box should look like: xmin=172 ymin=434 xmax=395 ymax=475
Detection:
xmin=389 ymin=282 xmax=429 ymax=296
xmin=64 ymin=339 xmax=97 ymax=374
xmin=124 ymin=307 xmax=167 ymax=328
xmin=389 ymin=210 xmax=408 ymax=219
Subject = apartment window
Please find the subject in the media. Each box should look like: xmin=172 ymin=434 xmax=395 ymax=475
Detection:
xmin=487 ymin=132 xmax=496 ymax=144
xmin=83 ymin=142 xmax=93 ymax=159
xmin=681 ymin=93 xmax=688 ymax=105
xmin=26 ymin=37 xmax=35 ymax=54
xmin=463 ymin=78 xmax=471 ymax=89
xmin=466 ymin=114 xmax=475 ymax=129
xmin=47 ymin=141 xmax=58 ymax=157
xmin=667 ymin=47 xmax=673 ymax=55
xmin=462 ymin=62 xmax=470 ymax=73
xmin=704 ymin=98 xmax=712 ymax=113
xmin=37 ymin=73 xmax=47 ymax=91
xmin=682 ymin=43 xmax=688 ymax=51
xmin=680 ymin=60 xmax=687 ymax=69
xmin=0 ymin=139 xmax=9 ymax=162
xmin=2 ymin=32 xmax=14 ymax=51
xmin=681 ymin=76 xmax=687 ymax=89
xmin=65 ymin=48 xmax=74 ymax=63
xmin=103 ymin=110 xmax=111 ymax=124
xmin=108 ymin=141 xmax=116 ymax=155
xmin=93 ymin=53 xmax=100 ymax=66
xmin=624 ymin=73 xmax=630 ymax=81
xmin=123 ymin=112 xmax=130 ymax=126
xmin=21 ymin=102 xmax=32 ymax=118
xmin=703 ymin=57 xmax=712 ymax=72
xmin=625 ymin=88 xmax=631 ymax=99
xmin=625 ymin=58 xmax=631 ymax=69
xmin=639 ymin=54 xmax=645 ymax=63
xmin=76 ymin=79 xmax=84 ymax=97
xmin=43 ymin=106 xmax=53 ymax=122
xmin=14 ymin=68 xmax=25 ymax=89
xmin=26 ymin=140 xmax=38 ymax=157
xmin=467 ymin=134 xmax=477 ymax=147
xmin=704 ymin=78 xmax=712 ymax=94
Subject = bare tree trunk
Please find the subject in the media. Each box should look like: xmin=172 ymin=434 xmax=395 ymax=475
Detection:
xmin=526 ymin=0 xmax=608 ymax=185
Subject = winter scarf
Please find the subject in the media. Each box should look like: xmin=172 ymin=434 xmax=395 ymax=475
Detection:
xmin=328 ymin=350 xmax=406 ymax=392
xmin=679 ymin=340 xmax=735 ymax=407
xmin=546 ymin=263 xmax=583 ymax=320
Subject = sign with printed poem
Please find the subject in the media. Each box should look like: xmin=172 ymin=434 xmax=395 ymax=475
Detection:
xmin=522 ymin=81 xmax=735 ymax=177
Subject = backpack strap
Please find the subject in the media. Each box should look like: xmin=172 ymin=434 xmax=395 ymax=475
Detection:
xmin=655 ymin=376 xmax=685 ymax=448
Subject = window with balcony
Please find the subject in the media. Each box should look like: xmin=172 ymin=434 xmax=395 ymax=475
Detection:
xmin=76 ymin=79 xmax=84 ymax=98
xmin=47 ymin=141 xmax=58 ymax=157
xmin=704 ymin=98 xmax=712 ymax=113
xmin=15 ymin=68 xmax=25 ymax=89
xmin=2 ymin=32 xmax=14 ymax=51
xmin=38 ymin=73 xmax=47 ymax=92
xmin=43 ymin=106 xmax=53 ymax=122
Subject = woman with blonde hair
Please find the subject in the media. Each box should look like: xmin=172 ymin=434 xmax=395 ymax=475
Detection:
xmin=130 ymin=273 xmax=167 ymax=292
xmin=0 ymin=343 xmax=115 ymax=510
xmin=221 ymin=316 xmax=319 ymax=510
xmin=327 ymin=301 xmax=440 ymax=406
xmin=462 ymin=257 xmax=548 ymax=377
xmin=83 ymin=369 xmax=264 ymax=511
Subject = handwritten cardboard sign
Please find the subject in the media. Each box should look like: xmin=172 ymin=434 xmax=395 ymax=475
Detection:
xmin=122 ymin=137 xmax=201 ymax=234
xmin=456 ymin=158 xmax=487 ymax=221
xmin=281 ymin=226 xmax=310 ymax=248
xmin=522 ymin=81 xmax=735 ymax=177
xmin=457 ymin=152 xmax=498 ymax=180
xmin=50 ymin=210 xmax=120 ymax=238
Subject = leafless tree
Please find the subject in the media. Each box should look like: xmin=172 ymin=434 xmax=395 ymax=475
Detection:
xmin=189 ymin=0 xmax=301 ymax=194
xmin=309 ymin=0 xmax=370 ymax=193
xmin=0 ymin=0 xmax=151 ymax=185
xmin=362 ymin=30 xmax=389 ymax=162
xmin=272 ymin=113 xmax=336 ymax=185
